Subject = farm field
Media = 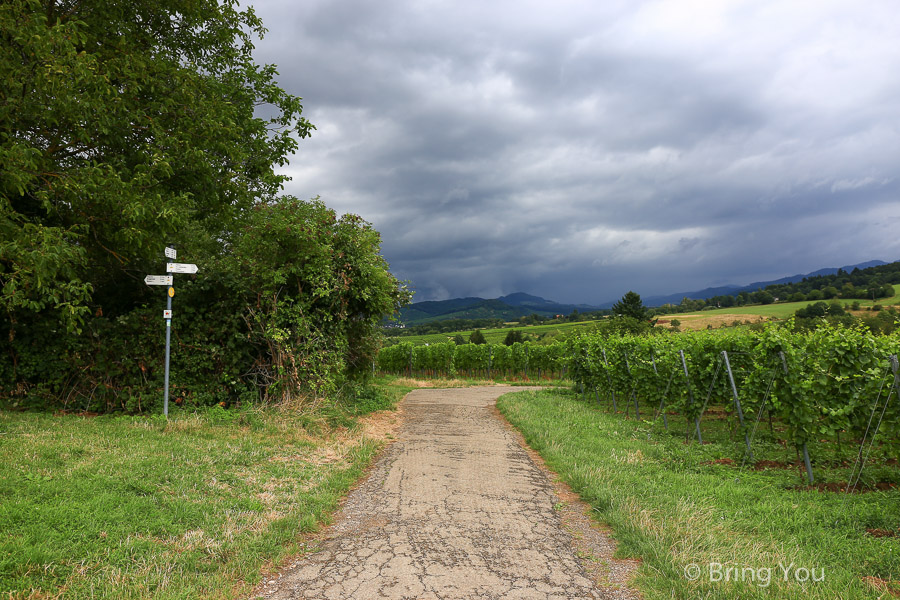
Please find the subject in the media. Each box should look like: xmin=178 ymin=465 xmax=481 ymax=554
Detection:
xmin=386 ymin=319 xmax=600 ymax=346
xmin=649 ymin=284 xmax=900 ymax=331
xmin=498 ymin=388 xmax=900 ymax=599
xmin=389 ymin=285 xmax=900 ymax=343
xmin=0 ymin=399 xmax=405 ymax=599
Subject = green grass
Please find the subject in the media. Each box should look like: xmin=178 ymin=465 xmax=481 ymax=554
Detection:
xmin=498 ymin=389 xmax=900 ymax=599
xmin=661 ymin=284 xmax=900 ymax=321
xmin=0 ymin=405 xmax=386 ymax=599
xmin=387 ymin=320 xmax=600 ymax=346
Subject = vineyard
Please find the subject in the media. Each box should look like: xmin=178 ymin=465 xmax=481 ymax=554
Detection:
xmin=377 ymin=341 xmax=568 ymax=379
xmin=383 ymin=320 xmax=597 ymax=346
xmin=378 ymin=324 xmax=900 ymax=483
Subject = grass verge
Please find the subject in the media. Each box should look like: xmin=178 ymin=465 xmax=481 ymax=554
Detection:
xmin=497 ymin=388 xmax=900 ymax=599
xmin=0 ymin=400 xmax=397 ymax=599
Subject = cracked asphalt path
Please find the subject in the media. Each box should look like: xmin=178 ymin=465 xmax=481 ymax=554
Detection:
xmin=254 ymin=386 xmax=618 ymax=599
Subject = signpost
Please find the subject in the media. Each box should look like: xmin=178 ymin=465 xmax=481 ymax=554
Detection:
xmin=144 ymin=275 xmax=173 ymax=286
xmin=145 ymin=246 xmax=199 ymax=417
xmin=166 ymin=262 xmax=198 ymax=274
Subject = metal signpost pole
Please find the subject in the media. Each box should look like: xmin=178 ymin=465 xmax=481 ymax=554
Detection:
xmin=163 ymin=245 xmax=176 ymax=418
xmin=164 ymin=285 xmax=172 ymax=417
xmin=144 ymin=246 xmax=198 ymax=418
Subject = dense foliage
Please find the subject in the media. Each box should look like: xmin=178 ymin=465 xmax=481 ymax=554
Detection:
xmin=378 ymin=322 xmax=900 ymax=460
xmin=566 ymin=324 xmax=900 ymax=459
xmin=376 ymin=341 xmax=567 ymax=379
xmin=1 ymin=0 xmax=408 ymax=411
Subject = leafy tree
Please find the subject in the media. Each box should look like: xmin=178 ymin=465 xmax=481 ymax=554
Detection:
xmin=219 ymin=198 xmax=410 ymax=399
xmin=612 ymin=291 xmax=648 ymax=321
xmin=1 ymin=0 xmax=313 ymax=335
xmin=752 ymin=290 xmax=775 ymax=305
xmin=469 ymin=329 xmax=486 ymax=345
xmin=593 ymin=315 xmax=655 ymax=337
xmin=452 ymin=334 xmax=466 ymax=345
xmin=0 ymin=1 xmax=408 ymax=409
xmin=503 ymin=329 xmax=524 ymax=346
xmin=822 ymin=286 xmax=839 ymax=299
xmin=796 ymin=302 xmax=828 ymax=318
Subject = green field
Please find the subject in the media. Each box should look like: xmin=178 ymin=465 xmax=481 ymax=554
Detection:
xmin=498 ymin=389 xmax=900 ymax=599
xmin=387 ymin=319 xmax=601 ymax=346
xmin=659 ymin=284 xmax=900 ymax=320
xmin=0 ymin=401 xmax=403 ymax=599
xmin=390 ymin=285 xmax=900 ymax=344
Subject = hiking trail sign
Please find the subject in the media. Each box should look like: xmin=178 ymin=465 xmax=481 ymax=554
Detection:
xmin=145 ymin=246 xmax=199 ymax=417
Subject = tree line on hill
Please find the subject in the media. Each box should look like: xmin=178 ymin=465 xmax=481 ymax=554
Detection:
xmin=385 ymin=310 xmax=611 ymax=340
xmin=1 ymin=1 xmax=408 ymax=412
xmin=650 ymin=263 xmax=899 ymax=315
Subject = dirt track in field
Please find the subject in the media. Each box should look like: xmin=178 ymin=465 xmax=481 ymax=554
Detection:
xmin=251 ymin=386 xmax=639 ymax=600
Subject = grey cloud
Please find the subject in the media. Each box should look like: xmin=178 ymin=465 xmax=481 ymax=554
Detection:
xmin=248 ymin=0 xmax=900 ymax=304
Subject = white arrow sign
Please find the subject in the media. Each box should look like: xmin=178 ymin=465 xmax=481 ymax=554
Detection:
xmin=165 ymin=247 xmax=177 ymax=259
xmin=166 ymin=263 xmax=198 ymax=274
xmin=145 ymin=275 xmax=174 ymax=286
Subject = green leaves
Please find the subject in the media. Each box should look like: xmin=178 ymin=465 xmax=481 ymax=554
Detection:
xmin=564 ymin=325 xmax=900 ymax=452
xmin=1 ymin=1 xmax=401 ymax=409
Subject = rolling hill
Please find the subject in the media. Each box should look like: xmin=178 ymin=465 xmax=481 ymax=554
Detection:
xmin=397 ymin=259 xmax=895 ymax=325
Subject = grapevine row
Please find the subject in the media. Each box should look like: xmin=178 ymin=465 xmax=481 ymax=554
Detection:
xmin=378 ymin=325 xmax=900 ymax=467
xmin=565 ymin=325 xmax=900 ymax=455
xmin=376 ymin=341 xmax=567 ymax=380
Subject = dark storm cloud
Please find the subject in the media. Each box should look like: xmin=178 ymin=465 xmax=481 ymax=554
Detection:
xmin=247 ymin=0 xmax=900 ymax=303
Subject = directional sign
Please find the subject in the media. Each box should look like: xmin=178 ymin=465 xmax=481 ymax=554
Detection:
xmin=165 ymin=247 xmax=177 ymax=260
xmin=145 ymin=275 xmax=173 ymax=286
xmin=166 ymin=262 xmax=198 ymax=274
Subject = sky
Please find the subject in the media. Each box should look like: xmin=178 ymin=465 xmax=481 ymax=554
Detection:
xmin=246 ymin=0 xmax=900 ymax=305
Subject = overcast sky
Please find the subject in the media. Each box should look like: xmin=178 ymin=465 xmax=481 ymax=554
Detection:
xmin=247 ymin=0 xmax=900 ymax=304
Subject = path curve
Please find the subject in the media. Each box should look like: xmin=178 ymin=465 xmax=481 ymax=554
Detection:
xmin=253 ymin=386 xmax=625 ymax=599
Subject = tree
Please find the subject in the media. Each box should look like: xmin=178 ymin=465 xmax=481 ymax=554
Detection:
xmin=0 ymin=1 xmax=408 ymax=409
xmin=222 ymin=198 xmax=410 ymax=398
xmin=469 ymin=330 xmax=486 ymax=345
xmin=753 ymin=291 xmax=775 ymax=305
xmin=503 ymin=329 xmax=524 ymax=346
xmin=612 ymin=291 xmax=648 ymax=321
xmin=2 ymin=0 xmax=313 ymax=335
xmin=452 ymin=334 xmax=466 ymax=345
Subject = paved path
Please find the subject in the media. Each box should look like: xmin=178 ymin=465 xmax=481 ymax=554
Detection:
xmin=254 ymin=387 xmax=616 ymax=599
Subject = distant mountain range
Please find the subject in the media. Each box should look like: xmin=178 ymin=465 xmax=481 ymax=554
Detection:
xmin=397 ymin=260 xmax=889 ymax=325
xmin=639 ymin=259 xmax=888 ymax=306
xmin=397 ymin=293 xmax=604 ymax=325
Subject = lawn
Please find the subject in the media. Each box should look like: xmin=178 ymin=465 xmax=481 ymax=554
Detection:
xmin=498 ymin=388 xmax=900 ymax=599
xmin=0 ymin=399 xmax=402 ymax=599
